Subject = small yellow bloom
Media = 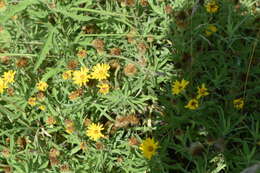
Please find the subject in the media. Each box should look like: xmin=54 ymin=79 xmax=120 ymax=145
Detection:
xmin=62 ymin=70 xmax=73 ymax=80
xmin=72 ymin=67 xmax=90 ymax=86
xmin=185 ymin=99 xmax=199 ymax=110
xmin=172 ymin=79 xmax=189 ymax=95
xmin=205 ymin=25 xmax=217 ymax=36
xmin=38 ymin=105 xmax=46 ymax=111
xmin=0 ymin=77 xmax=8 ymax=94
xmin=91 ymin=63 xmax=110 ymax=81
xmin=140 ymin=138 xmax=159 ymax=160
xmin=86 ymin=123 xmax=104 ymax=141
xmin=2 ymin=70 xmax=16 ymax=84
xmin=205 ymin=1 xmax=219 ymax=13
xmin=233 ymin=98 xmax=244 ymax=109
xmin=65 ymin=120 xmax=75 ymax=134
xmin=97 ymin=83 xmax=110 ymax=95
xmin=28 ymin=97 xmax=36 ymax=106
xmin=36 ymin=81 xmax=48 ymax=91
xmin=197 ymin=84 xmax=209 ymax=99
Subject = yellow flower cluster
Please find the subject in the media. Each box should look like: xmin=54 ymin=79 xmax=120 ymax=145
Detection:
xmin=62 ymin=63 xmax=111 ymax=95
xmin=0 ymin=70 xmax=16 ymax=94
xmin=36 ymin=81 xmax=48 ymax=91
xmin=233 ymin=98 xmax=244 ymax=110
xmin=172 ymin=79 xmax=189 ymax=95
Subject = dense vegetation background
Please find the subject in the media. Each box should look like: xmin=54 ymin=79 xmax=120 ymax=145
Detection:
xmin=0 ymin=0 xmax=259 ymax=172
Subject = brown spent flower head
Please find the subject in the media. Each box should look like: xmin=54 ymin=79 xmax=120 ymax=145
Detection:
xmin=77 ymin=49 xmax=87 ymax=58
xmin=126 ymin=114 xmax=139 ymax=125
xmin=36 ymin=91 xmax=45 ymax=101
xmin=128 ymin=136 xmax=140 ymax=146
xmin=16 ymin=58 xmax=28 ymax=68
xmin=49 ymin=148 xmax=60 ymax=158
xmin=117 ymin=157 xmax=124 ymax=163
xmin=84 ymin=118 xmax=92 ymax=127
xmin=120 ymin=0 xmax=135 ymax=7
xmin=114 ymin=116 xmax=129 ymax=128
xmin=0 ymin=56 xmax=10 ymax=65
xmin=49 ymin=156 xmax=60 ymax=166
xmin=60 ymin=164 xmax=70 ymax=172
xmin=92 ymin=39 xmax=104 ymax=51
xmin=137 ymin=42 xmax=148 ymax=54
xmin=189 ymin=142 xmax=205 ymax=156
xmin=67 ymin=60 xmax=78 ymax=70
xmin=0 ymin=0 xmax=6 ymax=9
xmin=82 ymin=24 xmax=98 ymax=34
xmin=80 ymin=142 xmax=87 ymax=151
xmin=95 ymin=142 xmax=104 ymax=150
xmin=45 ymin=116 xmax=57 ymax=125
xmin=16 ymin=137 xmax=27 ymax=149
xmin=5 ymin=137 xmax=10 ymax=144
xmin=68 ymin=88 xmax=83 ymax=100
xmin=110 ymin=48 xmax=121 ymax=56
xmin=165 ymin=5 xmax=173 ymax=14
xmin=124 ymin=63 xmax=138 ymax=76
xmin=65 ymin=120 xmax=75 ymax=134
xmin=1 ymin=148 xmax=10 ymax=158
xmin=126 ymin=29 xmax=137 ymax=44
xmin=3 ymin=165 xmax=12 ymax=173
xmin=109 ymin=59 xmax=121 ymax=69
xmin=140 ymin=0 xmax=149 ymax=7
xmin=138 ymin=56 xmax=147 ymax=67
xmin=147 ymin=36 xmax=154 ymax=43
xmin=7 ymin=87 xmax=14 ymax=96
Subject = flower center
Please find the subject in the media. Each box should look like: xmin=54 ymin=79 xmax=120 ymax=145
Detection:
xmin=148 ymin=146 xmax=154 ymax=152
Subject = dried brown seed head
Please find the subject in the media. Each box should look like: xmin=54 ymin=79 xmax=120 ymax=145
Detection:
xmin=110 ymin=48 xmax=121 ymax=56
xmin=128 ymin=136 xmax=139 ymax=146
xmin=124 ymin=63 xmax=137 ymax=76
xmin=16 ymin=58 xmax=28 ymax=68
xmin=67 ymin=60 xmax=78 ymax=70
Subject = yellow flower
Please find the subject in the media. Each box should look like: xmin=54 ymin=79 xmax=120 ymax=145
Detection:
xmin=36 ymin=81 xmax=48 ymax=91
xmin=72 ymin=67 xmax=90 ymax=86
xmin=86 ymin=123 xmax=104 ymax=141
xmin=197 ymin=84 xmax=209 ymax=99
xmin=172 ymin=79 xmax=189 ymax=95
xmin=62 ymin=70 xmax=73 ymax=80
xmin=97 ymin=83 xmax=110 ymax=95
xmin=139 ymin=138 xmax=159 ymax=160
xmin=205 ymin=25 xmax=217 ymax=36
xmin=0 ymin=0 xmax=6 ymax=11
xmin=233 ymin=98 xmax=244 ymax=109
xmin=0 ymin=77 xmax=8 ymax=94
xmin=38 ymin=105 xmax=46 ymax=111
xmin=205 ymin=1 xmax=219 ymax=13
xmin=2 ymin=70 xmax=16 ymax=84
xmin=91 ymin=63 xmax=110 ymax=81
xmin=28 ymin=97 xmax=36 ymax=106
xmin=185 ymin=99 xmax=199 ymax=110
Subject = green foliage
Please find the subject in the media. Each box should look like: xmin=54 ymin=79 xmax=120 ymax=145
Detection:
xmin=0 ymin=0 xmax=259 ymax=172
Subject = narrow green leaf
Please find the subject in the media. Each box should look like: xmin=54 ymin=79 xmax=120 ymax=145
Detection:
xmin=33 ymin=26 xmax=56 ymax=72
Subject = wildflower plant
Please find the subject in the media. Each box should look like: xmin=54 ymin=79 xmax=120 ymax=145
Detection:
xmin=0 ymin=0 xmax=259 ymax=172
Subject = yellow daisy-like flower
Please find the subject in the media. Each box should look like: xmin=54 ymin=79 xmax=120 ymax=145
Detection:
xmin=233 ymin=98 xmax=244 ymax=110
xmin=28 ymin=97 xmax=36 ymax=106
xmin=62 ymin=70 xmax=73 ymax=80
xmin=185 ymin=99 xmax=199 ymax=110
xmin=91 ymin=63 xmax=110 ymax=81
xmin=36 ymin=81 xmax=48 ymax=91
xmin=197 ymin=84 xmax=209 ymax=99
xmin=205 ymin=25 xmax=217 ymax=36
xmin=0 ymin=77 xmax=8 ymax=94
xmin=38 ymin=105 xmax=46 ymax=111
xmin=2 ymin=70 xmax=16 ymax=84
xmin=97 ymin=83 xmax=110 ymax=95
xmin=205 ymin=1 xmax=219 ymax=13
xmin=172 ymin=79 xmax=189 ymax=95
xmin=140 ymin=138 xmax=159 ymax=160
xmin=86 ymin=123 xmax=104 ymax=141
xmin=72 ymin=67 xmax=90 ymax=86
